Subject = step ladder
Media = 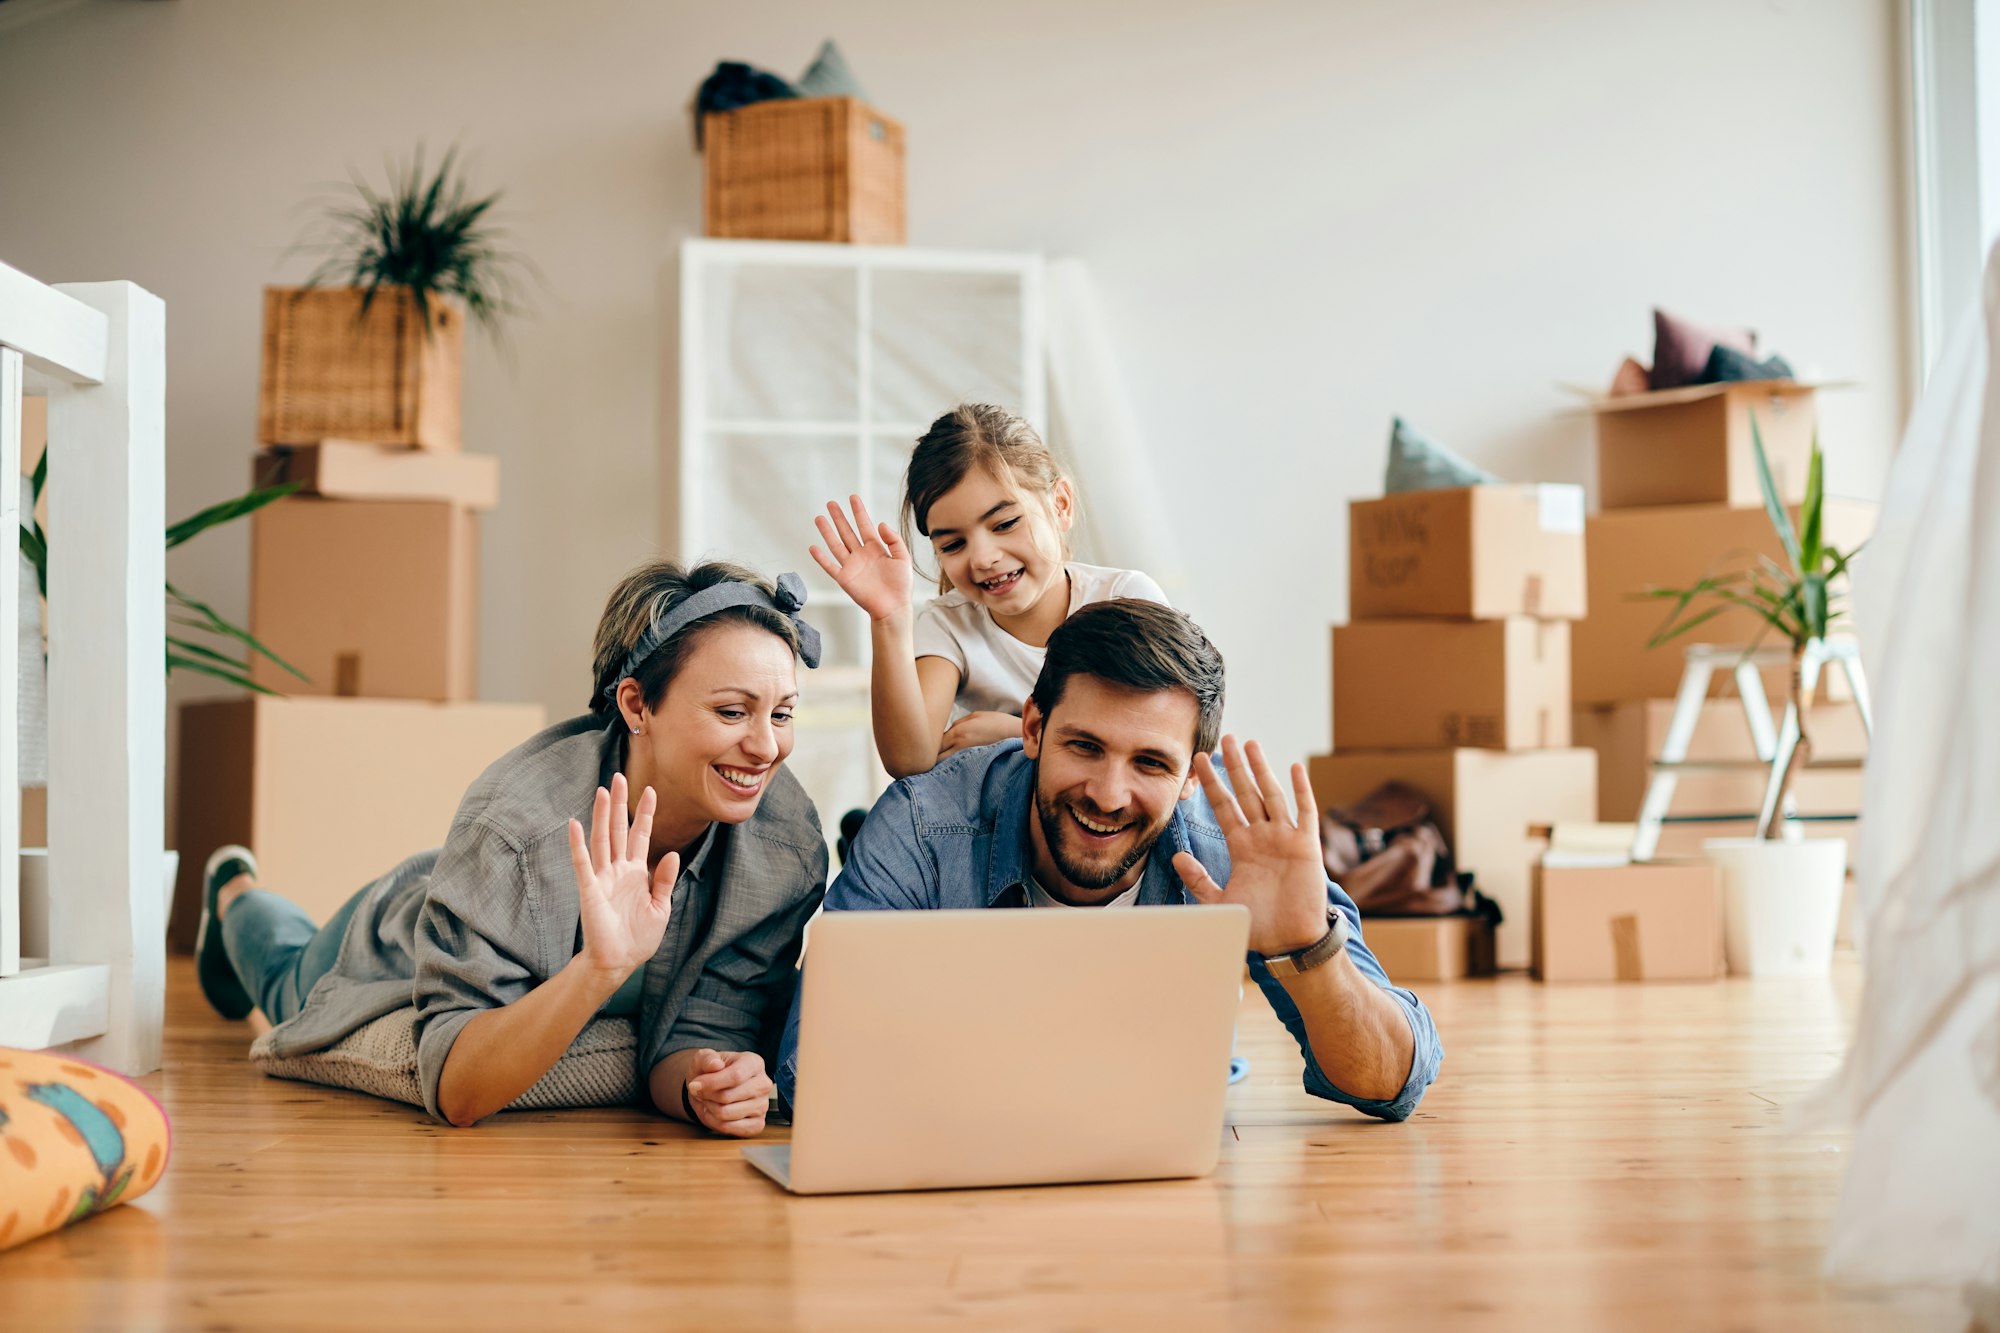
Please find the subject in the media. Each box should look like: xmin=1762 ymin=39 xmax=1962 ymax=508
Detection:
xmin=1630 ymin=638 xmax=1873 ymax=862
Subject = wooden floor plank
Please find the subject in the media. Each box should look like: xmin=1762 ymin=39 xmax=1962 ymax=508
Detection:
xmin=0 ymin=956 xmax=1960 ymax=1331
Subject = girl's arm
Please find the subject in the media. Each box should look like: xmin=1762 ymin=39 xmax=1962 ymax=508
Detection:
xmin=869 ymin=612 xmax=959 ymax=776
xmin=434 ymin=776 xmax=678 ymax=1127
xmin=810 ymin=495 xmax=957 ymax=777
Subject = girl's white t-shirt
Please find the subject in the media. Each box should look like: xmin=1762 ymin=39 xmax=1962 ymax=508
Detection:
xmin=912 ymin=562 xmax=1170 ymax=718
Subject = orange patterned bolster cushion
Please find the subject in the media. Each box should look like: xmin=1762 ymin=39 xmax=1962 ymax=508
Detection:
xmin=0 ymin=1048 xmax=171 ymax=1251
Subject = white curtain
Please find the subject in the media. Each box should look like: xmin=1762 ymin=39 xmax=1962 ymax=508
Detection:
xmin=1043 ymin=260 xmax=1187 ymax=601
xmin=1803 ymin=240 xmax=2000 ymax=1326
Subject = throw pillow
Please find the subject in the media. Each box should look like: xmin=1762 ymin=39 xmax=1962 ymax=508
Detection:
xmin=1649 ymin=307 xmax=1757 ymax=390
xmin=797 ymin=39 xmax=868 ymax=100
xmin=0 ymin=1048 xmax=171 ymax=1251
xmin=250 ymin=1008 xmax=640 ymax=1113
xmin=1701 ymin=344 xmax=1795 ymax=384
xmin=1384 ymin=416 xmax=1501 ymax=493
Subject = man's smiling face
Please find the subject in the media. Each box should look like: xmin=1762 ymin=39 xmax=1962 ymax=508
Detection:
xmin=1022 ymin=674 xmax=1201 ymax=905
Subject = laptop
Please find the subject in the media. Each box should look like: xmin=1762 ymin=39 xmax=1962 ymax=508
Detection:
xmin=743 ymin=904 xmax=1249 ymax=1195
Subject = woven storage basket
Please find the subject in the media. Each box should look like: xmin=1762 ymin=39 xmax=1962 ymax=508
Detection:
xmin=703 ymin=96 xmax=905 ymax=244
xmin=259 ymin=286 xmax=463 ymax=452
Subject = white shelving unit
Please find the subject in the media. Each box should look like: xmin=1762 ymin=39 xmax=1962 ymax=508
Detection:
xmin=672 ymin=239 xmax=1045 ymax=836
xmin=0 ymin=260 xmax=166 ymax=1074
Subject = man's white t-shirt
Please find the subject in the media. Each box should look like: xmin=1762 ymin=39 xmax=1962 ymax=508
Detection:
xmin=1027 ymin=878 xmax=1140 ymax=909
xmin=912 ymin=562 xmax=1169 ymax=719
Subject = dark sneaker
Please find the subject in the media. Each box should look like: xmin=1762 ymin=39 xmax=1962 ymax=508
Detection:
xmin=196 ymin=845 xmax=257 ymax=1020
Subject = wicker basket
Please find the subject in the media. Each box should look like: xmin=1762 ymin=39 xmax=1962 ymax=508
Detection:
xmin=258 ymin=286 xmax=463 ymax=452
xmin=703 ymin=96 xmax=905 ymax=244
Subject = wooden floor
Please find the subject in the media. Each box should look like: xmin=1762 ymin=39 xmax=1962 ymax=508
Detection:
xmin=3 ymin=957 xmax=1961 ymax=1332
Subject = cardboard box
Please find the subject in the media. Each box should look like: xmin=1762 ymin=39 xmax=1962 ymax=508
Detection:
xmin=1332 ymin=618 xmax=1570 ymax=751
xmin=1573 ymin=499 xmax=1877 ymax=705
xmin=250 ymin=498 xmax=479 ymax=699
xmin=254 ymin=440 xmax=499 ymax=510
xmin=1573 ymin=698 xmax=1867 ymax=822
xmin=1308 ymin=747 xmax=1596 ymax=968
xmin=1594 ymin=381 xmax=1816 ymax=509
xmin=1532 ymin=858 xmax=1723 ymax=982
xmin=1348 ymin=484 xmax=1586 ymax=621
xmin=168 ymin=695 xmax=546 ymax=950
xmin=1358 ymin=915 xmax=1495 ymax=982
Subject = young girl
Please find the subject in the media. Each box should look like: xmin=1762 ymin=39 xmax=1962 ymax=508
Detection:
xmin=810 ymin=403 xmax=1167 ymax=778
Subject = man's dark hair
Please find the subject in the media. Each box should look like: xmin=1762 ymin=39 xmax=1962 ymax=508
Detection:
xmin=1030 ymin=599 xmax=1225 ymax=755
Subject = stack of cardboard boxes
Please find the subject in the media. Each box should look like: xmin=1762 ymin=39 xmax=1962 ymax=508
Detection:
xmin=1309 ymin=484 xmax=1598 ymax=979
xmin=167 ymin=305 xmax=547 ymax=950
xmin=1540 ymin=379 xmax=1877 ymax=981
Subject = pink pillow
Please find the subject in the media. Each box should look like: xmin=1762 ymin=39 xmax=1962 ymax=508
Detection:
xmin=1649 ymin=308 xmax=1756 ymax=390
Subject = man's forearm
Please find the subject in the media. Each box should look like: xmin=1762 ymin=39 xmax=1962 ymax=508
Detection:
xmin=434 ymin=955 xmax=626 ymax=1127
xmin=1276 ymin=950 xmax=1416 ymax=1103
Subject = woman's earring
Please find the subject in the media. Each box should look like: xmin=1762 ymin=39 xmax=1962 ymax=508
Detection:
xmin=630 ymin=724 xmax=641 ymax=735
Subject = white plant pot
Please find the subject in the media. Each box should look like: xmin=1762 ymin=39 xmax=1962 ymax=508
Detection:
xmin=18 ymin=848 xmax=180 ymax=962
xmin=1702 ymin=836 xmax=1848 ymax=977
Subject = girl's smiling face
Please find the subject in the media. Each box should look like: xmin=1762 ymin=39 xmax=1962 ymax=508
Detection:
xmin=922 ymin=464 xmax=1075 ymax=618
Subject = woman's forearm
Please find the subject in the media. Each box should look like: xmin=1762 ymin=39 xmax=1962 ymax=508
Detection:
xmin=435 ymin=954 xmax=627 ymax=1127
xmin=648 ymin=1047 xmax=705 ymax=1121
xmin=869 ymin=609 xmax=941 ymax=777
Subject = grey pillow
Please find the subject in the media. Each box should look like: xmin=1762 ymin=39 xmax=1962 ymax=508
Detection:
xmin=797 ymin=39 xmax=868 ymax=100
xmin=1384 ymin=416 xmax=1501 ymax=492
xmin=250 ymin=1007 xmax=640 ymax=1112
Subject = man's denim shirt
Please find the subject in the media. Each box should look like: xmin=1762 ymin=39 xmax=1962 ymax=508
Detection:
xmin=777 ymin=740 xmax=1443 ymax=1122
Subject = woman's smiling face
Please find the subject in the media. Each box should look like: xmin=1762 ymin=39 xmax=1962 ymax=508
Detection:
xmin=923 ymin=464 xmax=1075 ymax=616
xmin=629 ymin=621 xmax=798 ymax=839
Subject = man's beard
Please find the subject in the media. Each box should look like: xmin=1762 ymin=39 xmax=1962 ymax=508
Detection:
xmin=1033 ymin=762 xmax=1172 ymax=893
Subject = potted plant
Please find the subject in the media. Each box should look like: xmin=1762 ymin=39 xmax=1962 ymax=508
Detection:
xmin=261 ymin=146 xmax=527 ymax=452
xmin=1645 ymin=417 xmax=1861 ymax=976
xmin=15 ymin=453 xmax=305 ymax=958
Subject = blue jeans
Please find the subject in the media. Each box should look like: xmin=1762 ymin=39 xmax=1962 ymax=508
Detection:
xmin=221 ymin=887 xmax=363 ymax=1026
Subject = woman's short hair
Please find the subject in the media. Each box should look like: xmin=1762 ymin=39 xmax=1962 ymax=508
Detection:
xmin=589 ymin=559 xmax=802 ymax=716
xmin=1030 ymin=599 xmax=1225 ymax=756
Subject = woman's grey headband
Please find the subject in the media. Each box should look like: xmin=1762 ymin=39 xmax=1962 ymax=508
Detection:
xmin=602 ymin=571 xmax=822 ymax=704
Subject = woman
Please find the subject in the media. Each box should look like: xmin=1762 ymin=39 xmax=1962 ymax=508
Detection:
xmin=193 ymin=559 xmax=828 ymax=1134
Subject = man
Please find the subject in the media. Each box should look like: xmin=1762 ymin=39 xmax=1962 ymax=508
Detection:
xmin=777 ymin=599 xmax=1441 ymax=1121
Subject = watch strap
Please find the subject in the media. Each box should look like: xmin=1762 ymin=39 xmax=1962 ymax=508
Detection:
xmin=1261 ymin=908 xmax=1350 ymax=978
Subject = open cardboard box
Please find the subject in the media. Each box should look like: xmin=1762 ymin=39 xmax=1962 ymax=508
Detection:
xmin=1592 ymin=380 xmax=1819 ymax=509
xmin=1309 ymin=747 xmax=1595 ymax=969
xmin=1348 ymin=484 xmax=1586 ymax=621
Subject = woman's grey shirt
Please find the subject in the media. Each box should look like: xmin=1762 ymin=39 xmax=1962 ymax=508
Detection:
xmin=257 ymin=713 xmax=828 ymax=1121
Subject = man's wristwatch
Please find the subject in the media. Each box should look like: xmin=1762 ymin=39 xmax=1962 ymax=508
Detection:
xmin=1259 ymin=907 xmax=1351 ymax=978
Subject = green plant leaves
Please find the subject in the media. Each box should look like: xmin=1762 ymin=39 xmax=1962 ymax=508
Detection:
xmin=164 ymin=481 xmax=299 ymax=550
xmin=167 ymin=581 xmax=307 ymax=683
xmin=21 ymin=476 xmax=310 ymax=691
xmin=1750 ymin=411 xmax=1801 ymax=573
xmin=1639 ymin=420 xmax=1843 ymax=655
xmin=298 ymin=143 xmax=531 ymax=338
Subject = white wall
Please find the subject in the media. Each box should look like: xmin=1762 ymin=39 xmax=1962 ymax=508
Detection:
xmin=0 ymin=0 xmax=1907 ymax=789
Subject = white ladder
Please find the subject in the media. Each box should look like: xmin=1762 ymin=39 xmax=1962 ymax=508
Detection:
xmin=1630 ymin=638 xmax=1872 ymax=862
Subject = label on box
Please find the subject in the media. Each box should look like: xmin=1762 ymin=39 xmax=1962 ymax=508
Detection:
xmin=1536 ymin=484 xmax=1585 ymax=534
